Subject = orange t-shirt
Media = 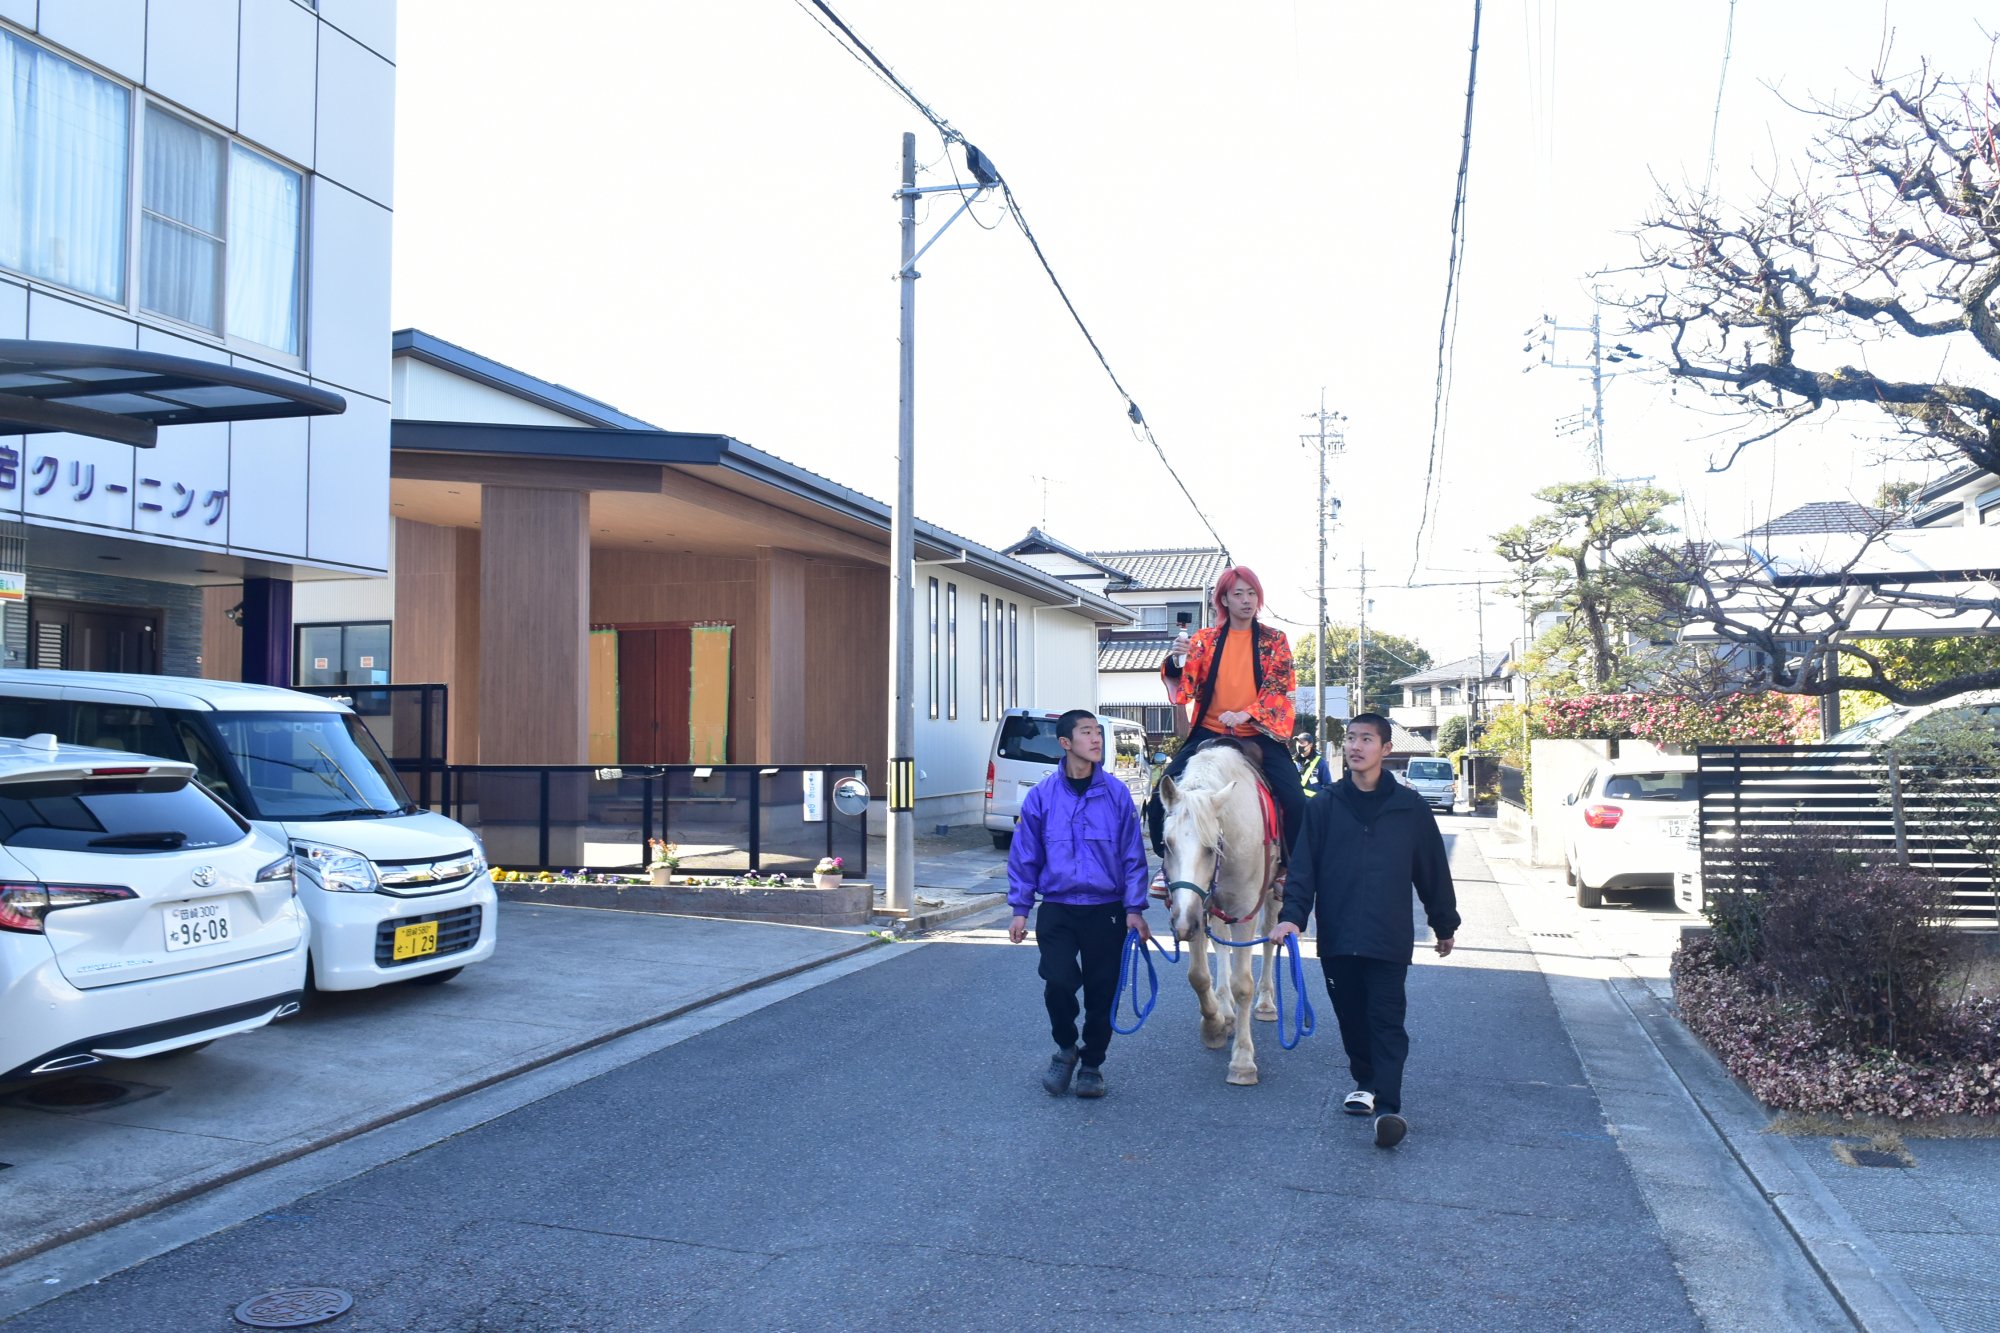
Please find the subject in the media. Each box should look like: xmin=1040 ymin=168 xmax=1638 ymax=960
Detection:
xmin=1199 ymin=628 xmax=1260 ymax=737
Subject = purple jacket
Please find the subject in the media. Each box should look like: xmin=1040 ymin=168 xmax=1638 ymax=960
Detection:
xmin=1006 ymin=764 xmax=1150 ymax=916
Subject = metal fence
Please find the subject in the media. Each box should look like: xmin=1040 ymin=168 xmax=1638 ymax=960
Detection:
xmin=1696 ymin=744 xmax=1998 ymax=923
xmin=444 ymin=764 xmax=871 ymax=877
xmin=1497 ymin=762 xmax=1527 ymax=810
xmin=297 ymin=682 xmax=450 ymax=810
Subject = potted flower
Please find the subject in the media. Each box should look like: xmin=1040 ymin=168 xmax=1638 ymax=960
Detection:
xmin=648 ymin=839 xmax=680 ymax=886
xmin=813 ymin=856 xmax=844 ymax=891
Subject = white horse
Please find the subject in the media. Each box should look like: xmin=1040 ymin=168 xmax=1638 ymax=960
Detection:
xmin=1158 ymin=743 xmax=1283 ymax=1087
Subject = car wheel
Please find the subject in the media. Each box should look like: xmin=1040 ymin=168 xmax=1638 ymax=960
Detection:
xmin=407 ymin=967 xmax=462 ymax=987
xmin=991 ymin=831 xmax=1012 ymax=850
xmin=1575 ymin=877 xmax=1603 ymax=910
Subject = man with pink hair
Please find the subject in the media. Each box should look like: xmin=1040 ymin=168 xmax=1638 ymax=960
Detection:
xmin=1144 ymin=565 xmax=1306 ymax=859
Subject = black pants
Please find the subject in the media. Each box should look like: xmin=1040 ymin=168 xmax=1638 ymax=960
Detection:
xmin=1323 ymin=955 xmax=1410 ymax=1115
xmin=1146 ymin=731 xmax=1306 ymax=858
xmin=1035 ymin=900 xmax=1126 ymax=1067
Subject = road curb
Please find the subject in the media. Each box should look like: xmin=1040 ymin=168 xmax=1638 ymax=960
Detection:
xmin=0 ymin=934 xmax=886 ymax=1275
xmin=876 ymin=891 xmax=1007 ymax=935
xmin=1613 ymin=978 xmax=1945 ymax=1333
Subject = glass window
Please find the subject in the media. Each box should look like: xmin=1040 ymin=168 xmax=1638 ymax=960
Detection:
xmin=927 ymin=578 xmax=939 ymax=721
xmin=207 ymin=710 xmax=411 ymax=819
xmin=946 ymin=584 xmax=958 ymax=721
xmin=996 ymin=714 xmax=1063 ymax=764
xmin=0 ymin=774 xmax=247 ymax=854
xmin=137 ymin=104 xmax=305 ymax=352
xmin=0 ymin=31 xmax=130 ymax=302
xmin=979 ymin=594 xmax=990 ymax=721
xmin=1008 ymin=603 xmax=1019 ymax=707
xmin=141 ymin=105 xmax=226 ymax=332
xmin=295 ymin=622 xmax=391 ymax=687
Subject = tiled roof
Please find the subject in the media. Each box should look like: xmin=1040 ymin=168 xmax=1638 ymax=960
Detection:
xmin=1393 ymin=652 xmax=1508 ymax=686
xmin=1089 ymin=547 xmax=1230 ymax=592
xmin=1737 ymin=501 xmax=1896 ymax=539
xmin=1002 ymin=528 xmax=1134 ymax=582
xmin=1099 ymin=639 xmax=1173 ymax=672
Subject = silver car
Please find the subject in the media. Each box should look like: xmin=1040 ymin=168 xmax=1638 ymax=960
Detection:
xmin=1399 ymin=757 xmax=1457 ymax=812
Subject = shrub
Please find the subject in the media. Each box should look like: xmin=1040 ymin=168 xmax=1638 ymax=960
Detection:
xmin=1539 ymin=692 xmax=1820 ymax=747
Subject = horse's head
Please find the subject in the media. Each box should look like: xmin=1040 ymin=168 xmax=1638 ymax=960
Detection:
xmin=1159 ymin=772 xmax=1236 ymax=942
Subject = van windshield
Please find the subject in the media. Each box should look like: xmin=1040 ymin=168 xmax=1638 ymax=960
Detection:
xmin=207 ymin=712 xmax=412 ymax=819
xmin=996 ymin=715 xmax=1064 ymax=764
xmin=1406 ymin=760 xmax=1452 ymax=781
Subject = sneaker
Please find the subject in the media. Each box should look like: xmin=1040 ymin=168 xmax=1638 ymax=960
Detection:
xmin=1342 ymin=1089 xmax=1375 ymax=1117
xmin=1073 ymin=1065 xmax=1106 ymax=1098
xmin=1373 ymin=1113 xmax=1408 ymax=1149
xmin=1042 ymin=1046 xmax=1082 ymax=1096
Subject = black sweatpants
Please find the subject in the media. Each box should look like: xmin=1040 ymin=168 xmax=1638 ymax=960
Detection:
xmin=1323 ymin=954 xmax=1411 ymax=1115
xmin=1035 ymin=900 xmax=1126 ymax=1067
xmin=1145 ymin=731 xmax=1306 ymax=858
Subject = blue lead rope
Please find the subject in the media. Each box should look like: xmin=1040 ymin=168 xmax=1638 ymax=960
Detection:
xmin=1203 ymin=926 xmax=1318 ymax=1050
xmin=1111 ymin=926 xmax=1182 ymax=1034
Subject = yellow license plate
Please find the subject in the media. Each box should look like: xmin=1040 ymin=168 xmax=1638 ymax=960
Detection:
xmin=392 ymin=921 xmax=439 ymax=961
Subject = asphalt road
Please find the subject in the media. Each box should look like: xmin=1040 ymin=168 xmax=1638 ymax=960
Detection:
xmin=7 ymin=831 xmax=1706 ymax=1332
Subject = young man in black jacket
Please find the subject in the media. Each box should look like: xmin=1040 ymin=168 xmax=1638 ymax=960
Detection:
xmin=1271 ymin=713 xmax=1459 ymax=1148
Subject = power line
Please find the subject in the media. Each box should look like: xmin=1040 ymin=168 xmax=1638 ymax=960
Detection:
xmin=1702 ymin=0 xmax=1738 ymax=197
xmin=794 ymin=0 xmax=1231 ymax=561
xmin=1411 ymin=0 xmax=1486 ymax=581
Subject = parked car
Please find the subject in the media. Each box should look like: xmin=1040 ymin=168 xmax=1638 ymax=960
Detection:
xmin=0 ymin=672 xmax=495 ymax=992
xmin=983 ymin=709 xmax=1149 ymax=849
xmin=0 ymin=734 xmax=307 ymax=1080
xmin=1397 ymin=757 xmax=1457 ymax=812
xmin=1560 ymin=756 xmax=1699 ymax=909
xmin=1825 ymin=689 xmax=2000 ymax=745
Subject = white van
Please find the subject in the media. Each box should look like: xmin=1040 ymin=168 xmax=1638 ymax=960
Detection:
xmin=0 ymin=671 xmax=495 ymax=991
xmin=983 ymin=709 xmax=1149 ymax=849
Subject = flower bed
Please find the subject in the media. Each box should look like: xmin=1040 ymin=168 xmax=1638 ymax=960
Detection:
xmin=488 ymin=869 xmax=874 ymax=927
xmin=1538 ymin=692 xmax=1820 ymax=746
xmin=1674 ymin=935 xmax=2000 ymax=1118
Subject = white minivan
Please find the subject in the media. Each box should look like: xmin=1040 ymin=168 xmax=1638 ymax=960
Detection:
xmin=0 ymin=671 xmax=495 ymax=991
xmin=983 ymin=709 xmax=1150 ymax=849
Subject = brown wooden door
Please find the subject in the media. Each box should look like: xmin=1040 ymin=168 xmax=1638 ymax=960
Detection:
xmin=615 ymin=627 xmax=691 ymax=763
xmin=28 ymin=599 xmax=163 ymax=673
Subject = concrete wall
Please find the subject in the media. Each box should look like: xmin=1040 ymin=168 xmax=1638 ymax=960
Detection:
xmin=1528 ymin=738 xmax=1612 ymax=867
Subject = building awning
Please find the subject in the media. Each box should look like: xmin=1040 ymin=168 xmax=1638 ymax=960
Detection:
xmin=0 ymin=340 xmax=346 ymax=448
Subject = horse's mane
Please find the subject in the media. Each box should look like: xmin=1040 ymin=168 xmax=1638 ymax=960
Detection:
xmin=1167 ymin=744 xmax=1262 ymax=848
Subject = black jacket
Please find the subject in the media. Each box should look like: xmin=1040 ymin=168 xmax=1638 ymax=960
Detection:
xmin=1279 ymin=775 xmax=1460 ymax=963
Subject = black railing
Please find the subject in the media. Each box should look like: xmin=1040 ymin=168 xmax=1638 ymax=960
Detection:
xmin=1497 ymin=762 xmax=1526 ymax=810
xmin=297 ymin=682 xmax=450 ymax=811
xmin=443 ymin=763 xmax=870 ymax=877
xmin=1697 ymin=744 xmax=1998 ymax=922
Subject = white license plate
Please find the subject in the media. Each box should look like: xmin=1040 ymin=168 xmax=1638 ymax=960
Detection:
xmin=1661 ymin=819 xmax=1687 ymax=840
xmin=163 ymin=899 xmax=234 ymax=952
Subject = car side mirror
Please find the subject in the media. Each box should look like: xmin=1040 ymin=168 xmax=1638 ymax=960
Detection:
xmin=1564 ymin=793 xmax=1576 ymax=805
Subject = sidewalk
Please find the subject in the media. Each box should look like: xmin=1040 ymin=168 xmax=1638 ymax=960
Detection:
xmin=1469 ymin=820 xmax=1983 ymax=1333
xmin=0 ymin=837 xmax=1009 ymax=1273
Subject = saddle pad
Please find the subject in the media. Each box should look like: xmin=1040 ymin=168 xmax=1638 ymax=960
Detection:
xmin=1255 ymin=778 xmax=1281 ymax=847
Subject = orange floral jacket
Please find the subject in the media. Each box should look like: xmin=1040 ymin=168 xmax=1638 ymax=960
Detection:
xmin=1161 ymin=622 xmax=1297 ymax=743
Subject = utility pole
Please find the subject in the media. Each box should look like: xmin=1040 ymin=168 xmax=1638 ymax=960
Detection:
xmin=1303 ymin=392 xmax=1346 ymax=740
xmin=1524 ymin=309 xmax=1643 ymax=477
xmin=886 ymin=132 xmax=918 ymax=917
xmin=1472 ymin=578 xmax=1486 ymax=741
xmin=1355 ymin=551 xmax=1369 ymax=715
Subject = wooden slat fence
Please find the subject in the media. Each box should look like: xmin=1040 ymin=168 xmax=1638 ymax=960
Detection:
xmin=1696 ymin=744 xmax=1999 ymax=923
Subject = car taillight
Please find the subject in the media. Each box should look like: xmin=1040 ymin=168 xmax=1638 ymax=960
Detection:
xmin=1583 ymin=804 xmax=1624 ymax=829
xmin=985 ymin=761 xmax=995 ymax=799
xmin=0 ymin=882 xmax=138 ymax=934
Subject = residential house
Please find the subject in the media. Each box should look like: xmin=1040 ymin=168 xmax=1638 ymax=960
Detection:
xmin=1390 ymin=652 xmax=1516 ymax=754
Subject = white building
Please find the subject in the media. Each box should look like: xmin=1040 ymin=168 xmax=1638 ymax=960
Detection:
xmin=0 ymin=2 xmax=394 ymax=681
xmin=1003 ymin=530 xmax=1228 ymax=739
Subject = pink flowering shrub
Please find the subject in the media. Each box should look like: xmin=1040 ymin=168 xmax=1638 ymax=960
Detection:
xmin=1674 ymin=936 xmax=2000 ymax=1117
xmin=1538 ymin=692 xmax=1820 ymax=747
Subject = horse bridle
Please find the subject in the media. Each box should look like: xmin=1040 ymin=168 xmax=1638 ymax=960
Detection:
xmin=1164 ymin=842 xmax=1268 ymax=927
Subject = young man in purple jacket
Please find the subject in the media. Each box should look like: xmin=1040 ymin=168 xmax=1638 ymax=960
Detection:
xmin=1008 ymin=710 xmax=1152 ymax=1098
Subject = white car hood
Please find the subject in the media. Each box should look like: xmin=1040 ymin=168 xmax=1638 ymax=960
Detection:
xmin=268 ymin=810 xmax=477 ymax=862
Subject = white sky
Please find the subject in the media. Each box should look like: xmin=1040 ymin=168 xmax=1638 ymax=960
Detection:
xmin=391 ymin=1 xmax=1995 ymax=659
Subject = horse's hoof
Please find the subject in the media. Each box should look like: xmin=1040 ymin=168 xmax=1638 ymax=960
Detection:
xmin=1227 ymin=1067 xmax=1260 ymax=1086
xmin=1254 ymin=1002 xmax=1278 ymax=1021
xmin=1201 ymin=1028 xmax=1230 ymax=1050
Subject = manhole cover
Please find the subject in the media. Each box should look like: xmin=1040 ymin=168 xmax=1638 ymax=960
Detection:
xmin=11 ymin=1077 xmax=163 ymax=1113
xmin=234 ymin=1287 xmax=353 ymax=1328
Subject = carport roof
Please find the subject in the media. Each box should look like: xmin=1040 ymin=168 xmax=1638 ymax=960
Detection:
xmin=390 ymin=419 xmax=1135 ymax=625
